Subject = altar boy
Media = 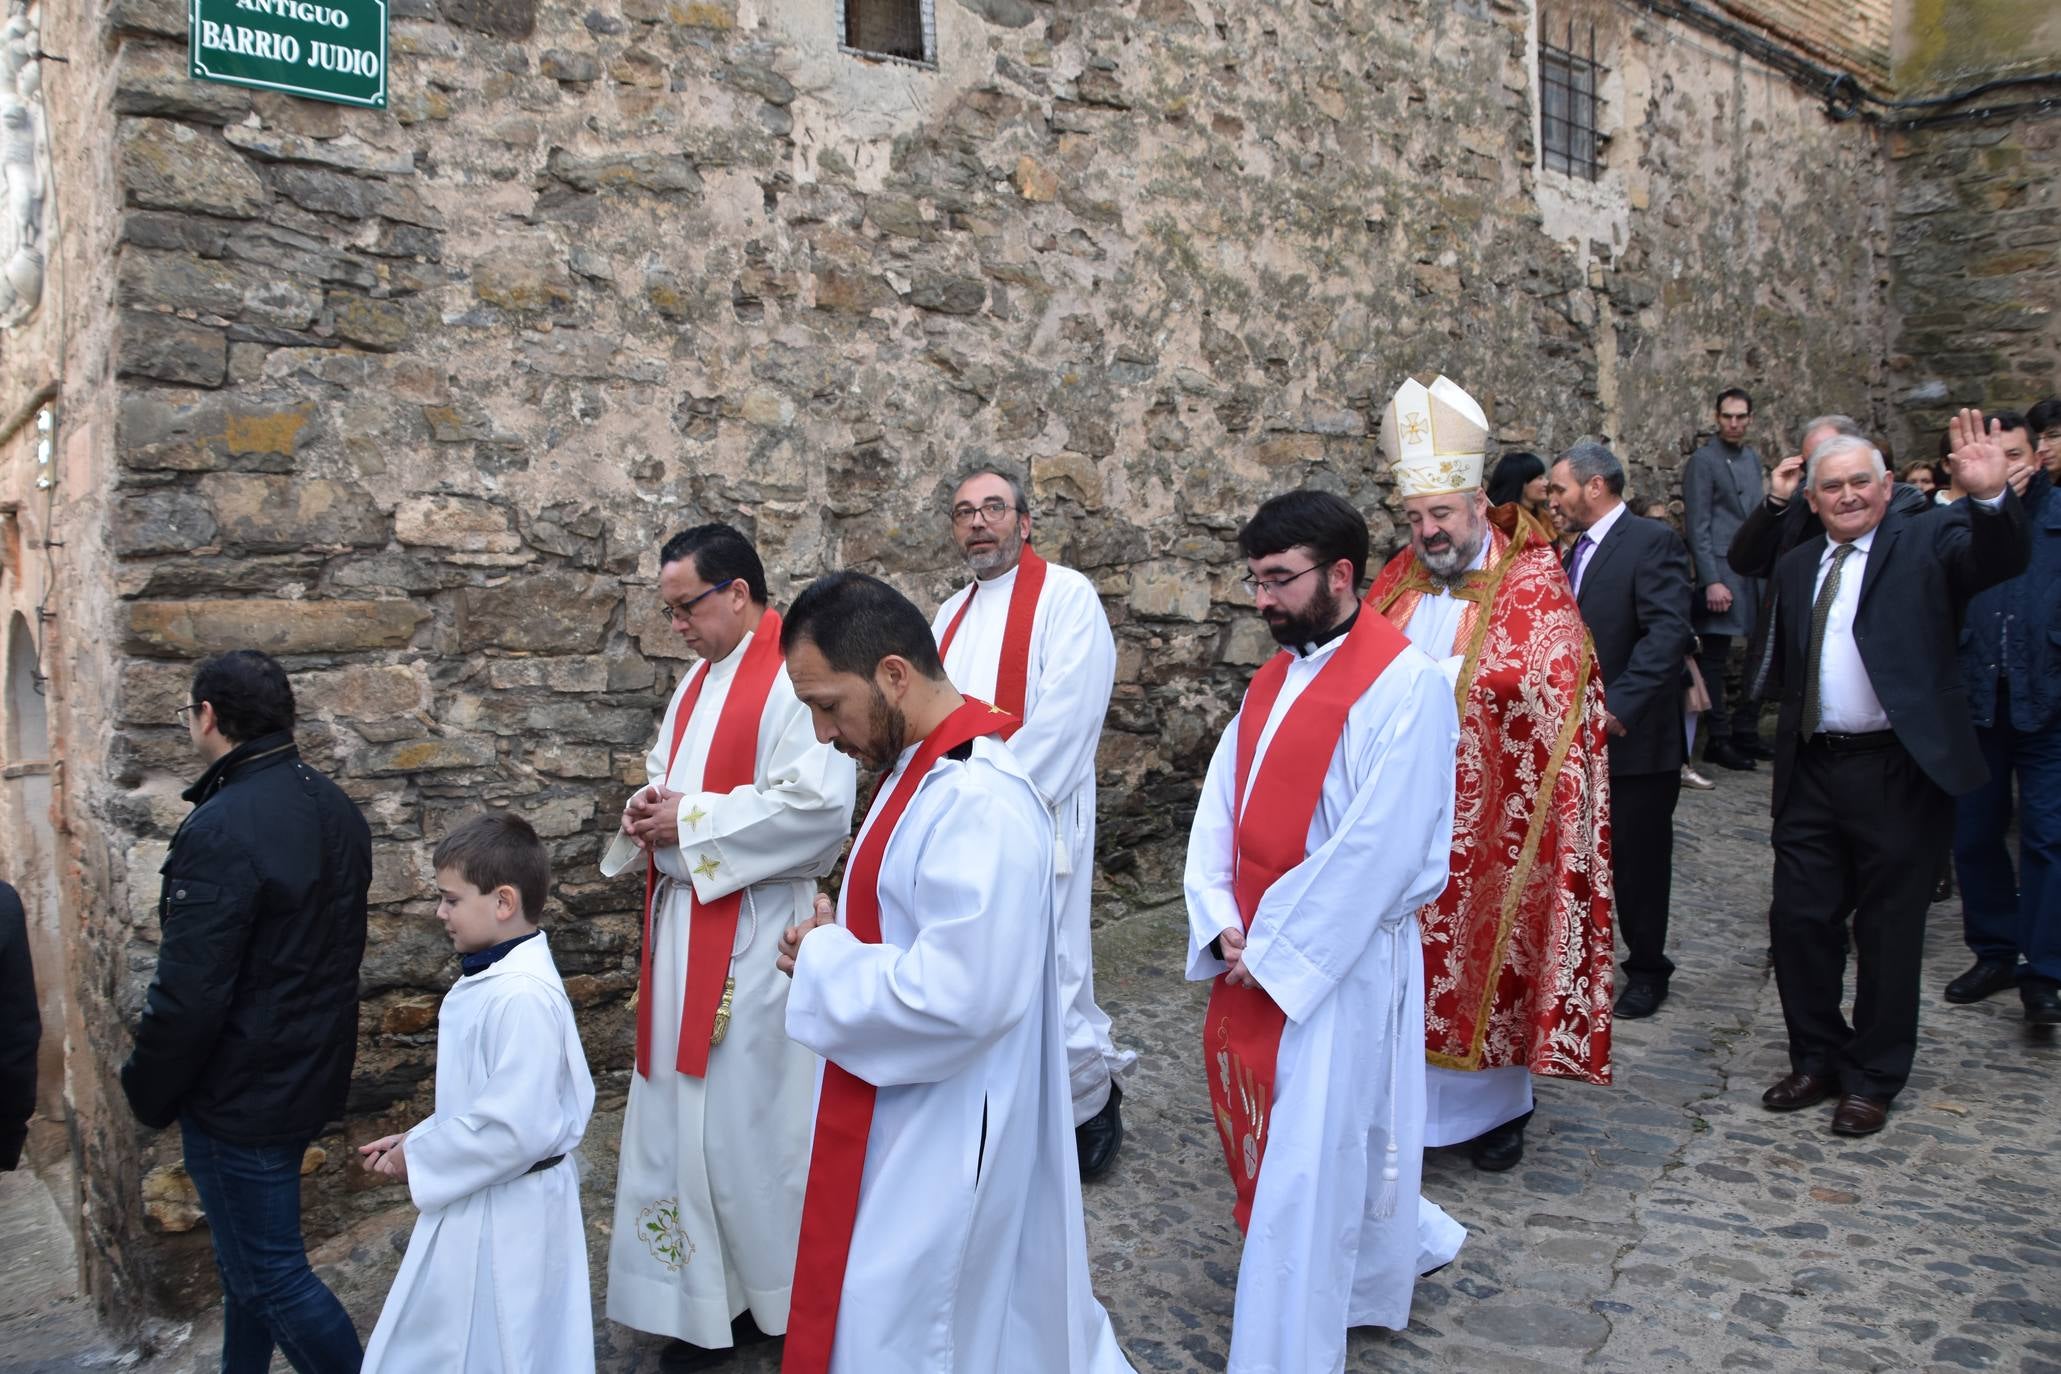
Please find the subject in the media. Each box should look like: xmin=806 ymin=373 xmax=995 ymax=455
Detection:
xmin=358 ymin=814 xmax=597 ymax=1373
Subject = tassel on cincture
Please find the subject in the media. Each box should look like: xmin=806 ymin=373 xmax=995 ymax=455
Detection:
xmin=1372 ymin=1139 xmax=1400 ymax=1219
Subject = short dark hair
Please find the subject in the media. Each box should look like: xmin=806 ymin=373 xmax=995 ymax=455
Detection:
xmin=659 ymin=522 xmax=768 ymax=605
xmin=782 ymin=572 xmax=947 ymax=682
xmin=1716 ymin=387 xmax=1753 ymax=414
xmin=1485 ymin=451 xmax=1546 ymax=507
xmin=1556 ymin=439 xmax=1627 ymax=497
xmin=190 ymin=650 xmax=295 ymax=744
xmin=1991 ymin=408 xmax=2029 ymax=437
xmin=432 ymin=813 xmax=550 ymax=922
xmin=951 ymin=465 xmax=1031 ymax=519
xmin=2027 ymin=398 xmax=2061 ymax=434
xmin=1237 ymin=490 xmax=1369 ymax=587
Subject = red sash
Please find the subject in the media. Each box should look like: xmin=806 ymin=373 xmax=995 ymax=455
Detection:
xmin=635 ymin=609 xmax=787 ymax=1080
xmin=935 ymin=544 xmax=1048 ymax=735
xmin=782 ymin=698 xmax=1019 ymax=1374
xmin=1203 ymin=612 xmax=1409 ymax=1230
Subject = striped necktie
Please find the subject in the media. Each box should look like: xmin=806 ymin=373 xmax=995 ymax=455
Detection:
xmin=1801 ymin=542 xmax=1857 ymax=738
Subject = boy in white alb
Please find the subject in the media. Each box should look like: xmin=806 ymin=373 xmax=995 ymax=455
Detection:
xmin=358 ymin=813 xmax=597 ymax=1374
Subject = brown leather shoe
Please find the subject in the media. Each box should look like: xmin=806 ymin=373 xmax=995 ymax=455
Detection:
xmin=1829 ymin=1094 xmax=1890 ymax=1136
xmin=1761 ymin=1072 xmax=1834 ymax=1111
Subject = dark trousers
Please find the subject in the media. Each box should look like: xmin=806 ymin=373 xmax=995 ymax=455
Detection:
xmin=1612 ymin=767 xmax=1681 ymax=986
xmin=1953 ymin=697 xmax=2061 ymax=987
xmin=1695 ymin=633 xmax=1758 ymax=749
xmin=180 ymin=1118 xmax=363 ymax=1374
xmin=1770 ymin=735 xmax=1948 ymax=1100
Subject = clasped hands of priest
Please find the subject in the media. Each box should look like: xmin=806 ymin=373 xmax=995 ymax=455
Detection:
xmin=622 ymin=784 xmax=685 ymax=851
xmin=777 ymin=893 xmax=840 ymax=977
xmin=1217 ymin=927 xmax=1259 ymax=989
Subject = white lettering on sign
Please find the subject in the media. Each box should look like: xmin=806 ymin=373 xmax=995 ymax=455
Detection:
xmin=199 ymin=18 xmax=380 ymax=78
xmin=199 ymin=19 xmax=303 ymax=63
xmin=233 ymin=0 xmax=351 ymax=28
xmin=306 ymin=40 xmax=380 ymax=76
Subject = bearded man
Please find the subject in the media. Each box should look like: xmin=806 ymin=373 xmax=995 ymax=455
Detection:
xmin=1362 ymin=376 xmax=1614 ymax=1173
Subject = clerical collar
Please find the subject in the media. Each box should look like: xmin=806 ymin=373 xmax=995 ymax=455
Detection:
xmin=461 ymin=929 xmax=540 ymax=977
xmin=1295 ymin=606 xmax=1359 ymax=658
xmin=974 ymin=560 xmax=1020 ymax=588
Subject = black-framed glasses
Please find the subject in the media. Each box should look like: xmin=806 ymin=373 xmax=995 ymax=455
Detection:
xmin=1240 ymin=564 xmax=1324 ymax=597
xmin=660 ymin=579 xmax=736 ymax=622
xmin=950 ymin=499 xmax=1019 ymax=527
xmin=175 ymin=702 xmax=201 ymax=726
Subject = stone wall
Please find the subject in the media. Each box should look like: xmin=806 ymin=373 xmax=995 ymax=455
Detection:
xmin=1885 ymin=0 xmax=2061 ymax=459
xmin=12 ymin=0 xmax=1903 ymax=1323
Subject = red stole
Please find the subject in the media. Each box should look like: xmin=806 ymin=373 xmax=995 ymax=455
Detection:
xmin=1203 ymin=612 xmax=1409 ymax=1230
xmin=935 ymin=544 xmax=1048 ymax=734
xmin=782 ymin=699 xmax=1019 ymax=1374
xmin=635 ymin=610 xmax=787 ymax=1080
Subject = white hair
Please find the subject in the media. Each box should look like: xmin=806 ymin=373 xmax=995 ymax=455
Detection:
xmin=1804 ymin=434 xmax=1887 ymax=490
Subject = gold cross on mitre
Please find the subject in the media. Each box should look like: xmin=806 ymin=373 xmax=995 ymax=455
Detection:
xmin=682 ymin=805 xmax=707 ymax=829
xmin=693 ymin=854 xmax=721 ymax=880
xmin=1403 ymin=411 xmax=1429 ymax=444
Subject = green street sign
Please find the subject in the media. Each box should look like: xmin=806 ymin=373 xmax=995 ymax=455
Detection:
xmin=189 ymin=0 xmax=389 ymax=109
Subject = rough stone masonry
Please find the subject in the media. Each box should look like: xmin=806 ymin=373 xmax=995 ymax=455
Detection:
xmin=0 ymin=0 xmax=2050 ymax=1331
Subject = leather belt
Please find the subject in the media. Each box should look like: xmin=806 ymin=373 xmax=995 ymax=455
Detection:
xmin=525 ymin=1154 xmax=565 ymax=1174
xmin=1806 ymin=730 xmax=1897 ymax=752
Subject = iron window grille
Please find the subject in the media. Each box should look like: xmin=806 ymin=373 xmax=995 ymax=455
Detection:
xmin=840 ymin=0 xmax=937 ymax=68
xmin=1541 ymin=18 xmax=1603 ymax=181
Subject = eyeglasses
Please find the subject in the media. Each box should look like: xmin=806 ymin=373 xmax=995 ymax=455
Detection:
xmin=660 ymin=579 xmax=736 ymax=622
xmin=1240 ymin=564 xmax=1325 ymax=597
xmin=175 ymin=703 xmax=201 ymax=726
xmin=950 ymin=499 xmax=1019 ymax=527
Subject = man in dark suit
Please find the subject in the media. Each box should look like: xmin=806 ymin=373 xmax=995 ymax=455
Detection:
xmin=1760 ymin=417 xmax=2027 ymax=1137
xmin=1945 ymin=410 xmax=2059 ymax=1024
xmin=1548 ymin=441 xmax=1696 ymax=1020
xmin=0 ymin=881 xmax=37 ymax=1171
xmin=1682 ymin=388 xmax=1768 ymax=771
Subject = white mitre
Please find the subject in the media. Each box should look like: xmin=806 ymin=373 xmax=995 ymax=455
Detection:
xmin=1380 ymin=375 xmax=1489 ymax=497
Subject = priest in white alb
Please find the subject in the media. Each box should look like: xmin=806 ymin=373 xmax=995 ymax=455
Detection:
xmin=599 ymin=524 xmax=857 ymax=1371
xmin=929 ymin=465 xmax=1134 ymax=1178
xmin=1186 ymin=490 xmax=1466 ymax=1374
xmin=1364 ymin=377 xmax=1613 ymax=1174
xmin=774 ymin=571 xmax=1135 ymax=1374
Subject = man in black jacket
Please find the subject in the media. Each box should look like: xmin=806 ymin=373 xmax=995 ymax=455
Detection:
xmin=121 ymin=649 xmax=370 ymax=1374
xmin=1 ymin=880 xmax=37 ymax=1171
xmin=1758 ymin=421 xmax=2027 ymax=1137
xmin=1549 ymin=441 xmax=1696 ymax=1020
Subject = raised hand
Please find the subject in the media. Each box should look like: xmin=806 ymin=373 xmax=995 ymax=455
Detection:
xmin=1769 ymin=452 xmax=1806 ymax=503
xmin=1947 ymin=407 xmax=2010 ymax=502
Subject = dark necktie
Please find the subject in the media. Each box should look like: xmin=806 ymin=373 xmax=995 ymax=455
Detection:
xmin=1801 ymin=542 xmax=1856 ymax=738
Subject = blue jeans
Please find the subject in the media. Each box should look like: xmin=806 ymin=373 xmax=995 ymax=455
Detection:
xmin=179 ymin=1118 xmax=363 ymax=1374
xmin=1953 ymin=705 xmax=2061 ymax=987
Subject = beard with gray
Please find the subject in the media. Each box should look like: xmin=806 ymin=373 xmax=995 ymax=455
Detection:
xmin=1416 ymin=514 xmax=1488 ymax=590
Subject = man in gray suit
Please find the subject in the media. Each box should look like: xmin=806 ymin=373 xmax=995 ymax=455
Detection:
xmin=1683 ymin=387 xmax=1770 ymax=772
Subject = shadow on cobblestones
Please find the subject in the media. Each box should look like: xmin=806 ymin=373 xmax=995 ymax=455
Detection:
xmin=45 ymin=769 xmax=2061 ymax=1373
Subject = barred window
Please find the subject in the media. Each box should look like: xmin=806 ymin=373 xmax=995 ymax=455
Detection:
xmin=1540 ymin=18 xmax=1603 ymax=181
xmin=841 ymin=0 xmax=935 ymax=67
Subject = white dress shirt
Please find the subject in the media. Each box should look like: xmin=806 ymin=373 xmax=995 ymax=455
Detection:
xmin=1809 ymin=528 xmax=1890 ymax=733
xmin=1570 ymin=500 xmax=1628 ymax=599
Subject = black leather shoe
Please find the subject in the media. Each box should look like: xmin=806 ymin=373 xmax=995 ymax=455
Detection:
xmin=1761 ymin=1071 xmax=1834 ymax=1111
xmin=1944 ymin=959 xmax=2019 ymax=1004
xmin=1076 ymin=1080 xmax=1123 ymax=1181
xmin=1614 ymin=980 xmax=1667 ymax=1019
xmin=1830 ymin=1094 xmax=1890 ymax=1136
xmin=2024 ymin=982 xmax=2061 ymax=1027
xmin=1932 ymin=868 xmax=1954 ymax=904
xmin=1737 ymin=736 xmax=1775 ymax=761
xmin=1704 ymin=741 xmax=1757 ymax=771
xmin=1469 ymin=1109 xmax=1534 ymax=1172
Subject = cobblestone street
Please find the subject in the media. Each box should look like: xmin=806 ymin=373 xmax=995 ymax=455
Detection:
xmin=9 ymin=767 xmax=2058 ymax=1373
